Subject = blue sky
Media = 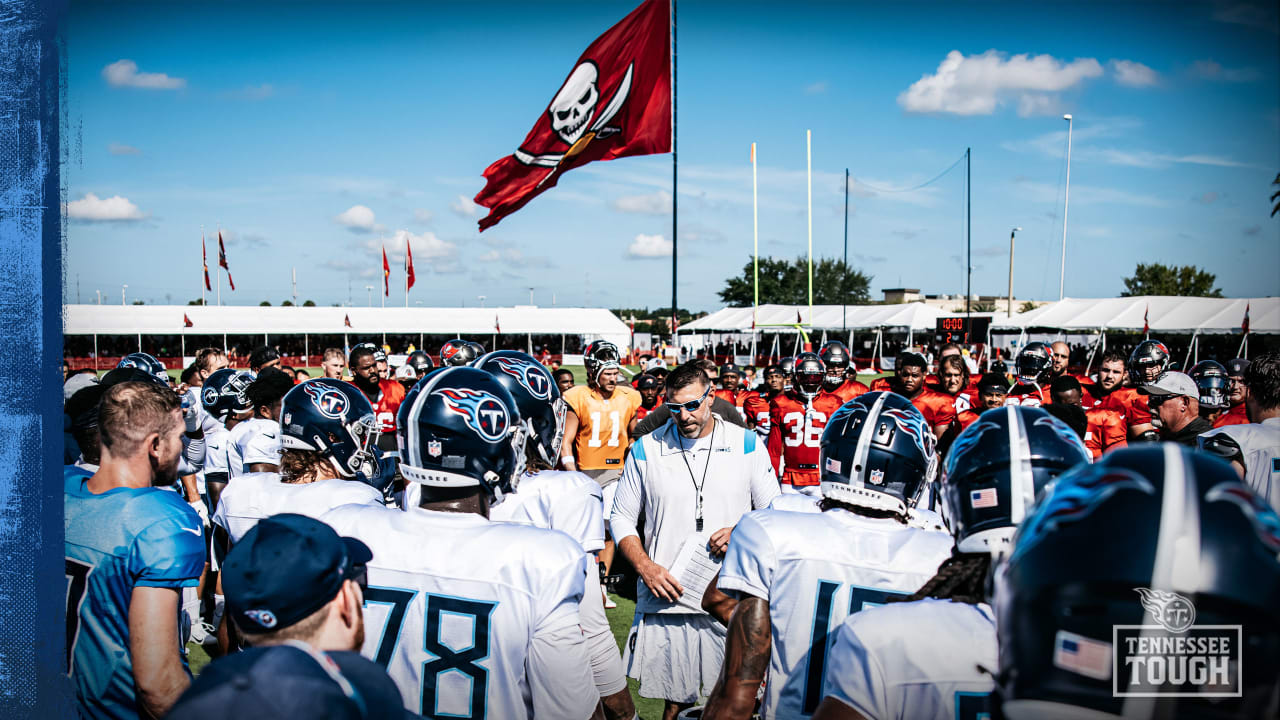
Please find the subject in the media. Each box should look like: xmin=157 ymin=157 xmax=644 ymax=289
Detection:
xmin=63 ymin=0 xmax=1279 ymax=312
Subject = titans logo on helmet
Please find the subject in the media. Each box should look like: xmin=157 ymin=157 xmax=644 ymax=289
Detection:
xmin=493 ymin=357 xmax=552 ymax=400
xmin=302 ymin=382 xmax=350 ymax=420
xmin=440 ymin=388 xmax=510 ymax=442
xmin=880 ymin=407 xmax=932 ymax=456
xmin=1034 ymin=415 xmax=1090 ymax=459
xmin=945 ymin=420 xmax=1001 ymax=473
xmin=1206 ymin=482 xmax=1280 ymax=553
xmin=1011 ymin=467 xmax=1155 ymax=563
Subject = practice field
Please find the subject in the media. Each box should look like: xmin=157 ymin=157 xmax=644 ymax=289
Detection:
xmin=186 ymin=592 xmax=666 ymax=719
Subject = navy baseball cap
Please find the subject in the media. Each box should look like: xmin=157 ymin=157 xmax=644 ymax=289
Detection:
xmin=1225 ymin=358 xmax=1250 ymax=377
xmin=977 ymin=373 xmax=1010 ymax=394
xmin=636 ymin=374 xmax=660 ymax=390
xmin=167 ymin=645 xmax=418 ymax=720
xmin=250 ymin=346 xmax=281 ymax=370
xmin=223 ymin=514 xmax=372 ymax=634
xmin=720 ymin=363 xmax=742 ymax=377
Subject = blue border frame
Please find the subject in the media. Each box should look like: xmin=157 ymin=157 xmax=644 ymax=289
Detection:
xmin=0 ymin=0 xmax=75 ymax=715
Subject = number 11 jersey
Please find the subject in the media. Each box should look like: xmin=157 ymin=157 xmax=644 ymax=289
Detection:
xmin=320 ymin=503 xmax=598 ymax=720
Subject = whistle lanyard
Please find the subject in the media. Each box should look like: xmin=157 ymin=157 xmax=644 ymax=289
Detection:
xmin=677 ymin=420 xmax=716 ymax=533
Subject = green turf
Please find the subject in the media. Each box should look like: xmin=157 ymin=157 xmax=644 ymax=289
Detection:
xmin=186 ymin=588 xmax=666 ymax=719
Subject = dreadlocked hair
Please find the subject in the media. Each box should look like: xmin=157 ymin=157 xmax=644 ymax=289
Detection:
xmin=279 ymin=448 xmax=331 ymax=484
xmin=818 ymin=496 xmax=910 ymax=525
xmin=524 ymin=438 xmax=553 ymax=473
xmin=895 ymin=550 xmax=991 ymax=605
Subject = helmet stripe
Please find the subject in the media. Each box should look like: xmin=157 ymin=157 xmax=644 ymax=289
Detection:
xmin=1153 ymin=443 xmax=1201 ymax=593
xmin=1007 ymin=406 xmax=1035 ymax=526
xmin=851 ymin=392 xmax=889 ymax=485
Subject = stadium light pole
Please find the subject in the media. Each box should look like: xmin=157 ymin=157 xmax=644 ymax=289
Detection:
xmin=529 ymin=287 xmax=534 ymax=305
xmin=1060 ymin=113 xmax=1073 ymax=301
xmin=121 ymin=284 xmax=127 ymax=306
xmin=478 ymin=295 xmax=486 ymax=308
xmin=1008 ymin=227 xmax=1022 ymax=317
xmin=95 ymin=289 xmax=101 ymax=305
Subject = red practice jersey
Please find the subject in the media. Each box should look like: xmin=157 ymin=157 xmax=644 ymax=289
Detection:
xmin=1005 ymin=382 xmax=1050 ymax=408
xmin=742 ymin=391 xmax=775 ymax=434
xmin=1214 ymin=403 xmax=1249 ymax=428
xmin=911 ymin=388 xmax=959 ymax=431
xmin=349 ymin=379 xmax=406 ymax=434
xmin=767 ymin=390 xmax=844 ymax=488
xmin=1084 ymin=406 xmax=1127 ymax=459
xmin=1099 ymin=386 xmax=1152 ymax=431
xmin=832 ymin=379 xmax=870 ymax=404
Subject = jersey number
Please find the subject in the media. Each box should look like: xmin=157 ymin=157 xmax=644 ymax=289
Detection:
xmin=801 ymin=581 xmax=910 ymax=714
xmin=65 ymin=558 xmax=92 ymax=674
xmin=588 ymin=410 xmax=621 ymax=448
xmin=366 ymin=586 xmax=496 ymax=720
xmin=955 ymin=691 xmax=993 ymax=720
xmin=782 ymin=411 xmax=827 ymax=448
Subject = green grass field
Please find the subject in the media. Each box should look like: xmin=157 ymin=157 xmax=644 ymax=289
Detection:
xmin=186 ymin=591 xmax=666 ymax=719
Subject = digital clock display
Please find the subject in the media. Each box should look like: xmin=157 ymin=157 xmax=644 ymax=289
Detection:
xmin=935 ymin=316 xmax=991 ymax=344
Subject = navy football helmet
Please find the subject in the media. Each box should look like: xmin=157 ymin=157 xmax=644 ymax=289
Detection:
xmin=440 ymin=339 xmax=479 ymax=367
xmin=792 ymin=352 xmax=825 ymax=399
xmin=942 ymin=406 xmax=1090 ymax=556
xmin=819 ymin=341 xmax=852 ymax=390
xmin=118 ymin=352 xmax=168 ymax=384
xmin=1014 ymin=343 xmax=1053 ymax=385
xmin=200 ymin=368 xmax=256 ymax=424
xmin=397 ymin=367 xmax=527 ymax=504
xmin=405 ymin=350 xmax=434 ymax=375
xmin=996 ymin=445 xmax=1280 ymax=719
xmin=584 ymin=340 xmax=622 ymax=385
xmin=279 ymin=378 xmax=386 ymax=488
xmin=474 ymin=351 xmax=566 ymax=467
xmin=1128 ymin=339 xmax=1171 ymax=385
xmin=1189 ymin=359 xmax=1230 ymax=410
xmin=819 ymin=391 xmax=937 ymax=516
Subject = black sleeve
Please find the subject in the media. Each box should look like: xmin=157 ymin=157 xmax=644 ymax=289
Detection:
xmin=635 ymin=404 xmax=670 ymax=436
xmin=713 ymin=397 xmax=747 ymax=428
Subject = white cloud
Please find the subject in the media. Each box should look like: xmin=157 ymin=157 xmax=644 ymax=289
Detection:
xmin=627 ymin=233 xmax=672 ymax=258
xmin=366 ymin=229 xmax=456 ymax=265
xmin=450 ymin=195 xmax=480 ymax=218
xmin=108 ymin=142 xmax=140 ymax=155
xmin=1189 ymin=59 xmax=1261 ymax=83
xmin=613 ymin=190 xmax=672 ymax=215
xmin=335 ymin=205 xmax=377 ymax=232
xmin=477 ymin=247 xmax=553 ymax=267
xmin=66 ymin=192 xmax=145 ymax=221
xmin=1111 ymin=60 xmax=1159 ymax=87
xmin=804 ymin=81 xmax=828 ymax=95
xmin=101 ymin=59 xmax=186 ymax=90
xmin=413 ymin=208 xmax=433 ymax=223
xmin=898 ymin=50 xmax=1103 ymax=116
xmin=1002 ymin=120 xmax=1249 ymax=169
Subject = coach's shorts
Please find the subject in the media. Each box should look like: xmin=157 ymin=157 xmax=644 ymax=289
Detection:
xmin=622 ymin=613 xmax=727 ymax=703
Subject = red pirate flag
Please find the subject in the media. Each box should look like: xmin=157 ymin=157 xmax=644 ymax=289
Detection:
xmin=495 ymin=314 xmax=501 ymax=334
xmin=1242 ymin=302 xmax=1251 ymax=335
xmin=344 ymin=314 xmax=353 ymax=329
xmin=183 ymin=313 xmax=193 ymax=328
xmin=1143 ymin=304 xmax=1150 ymax=335
xmin=218 ymin=231 xmax=235 ymax=291
xmin=382 ymin=246 xmax=390 ymax=297
xmin=202 ymin=233 xmax=211 ymax=291
xmin=474 ymin=0 xmax=671 ymax=231
xmin=406 ymin=237 xmax=416 ymax=292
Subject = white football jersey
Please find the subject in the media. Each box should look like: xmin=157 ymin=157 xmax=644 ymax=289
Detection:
xmin=718 ymin=507 xmax=955 ymax=719
xmin=1200 ymin=418 xmax=1280 ymax=513
xmin=490 ymin=471 xmax=605 ymax=553
xmin=823 ymin=599 xmax=996 ymax=720
xmin=211 ymin=473 xmax=382 ymax=544
xmin=320 ymin=504 xmax=598 ymax=720
xmin=768 ymin=493 xmax=949 ymax=533
xmin=234 ymin=417 xmax=281 ymax=471
xmin=203 ymin=426 xmax=231 ymax=481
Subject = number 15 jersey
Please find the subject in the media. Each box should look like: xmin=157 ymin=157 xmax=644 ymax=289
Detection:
xmin=320 ymin=503 xmax=598 ymax=720
xmin=717 ymin=507 xmax=954 ymax=720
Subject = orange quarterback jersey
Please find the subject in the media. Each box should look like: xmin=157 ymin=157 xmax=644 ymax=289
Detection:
xmin=1084 ymin=406 xmax=1127 ymax=459
xmin=832 ymin=379 xmax=870 ymax=404
xmin=1213 ymin=403 xmax=1249 ymax=428
xmin=563 ymin=384 xmax=642 ymax=470
xmin=767 ymin=390 xmax=844 ymax=487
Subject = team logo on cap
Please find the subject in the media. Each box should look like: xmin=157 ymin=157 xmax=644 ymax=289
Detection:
xmin=440 ymin=388 xmax=509 ymax=442
xmin=493 ymin=357 xmax=552 ymax=400
xmin=244 ymin=609 xmax=278 ymax=629
xmin=302 ymin=383 xmax=349 ymax=419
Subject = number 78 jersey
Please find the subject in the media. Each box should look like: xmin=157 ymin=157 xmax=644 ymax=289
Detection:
xmin=320 ymin=503 xmax=598 ymax=720
xmin=717 ymin=507 xmax=955 ymax=720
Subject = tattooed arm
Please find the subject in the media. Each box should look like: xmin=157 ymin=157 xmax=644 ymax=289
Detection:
xmin=701 ymin=572 xmax=739 ymax=626
xmin=703 ymin=595 xmax=770 ymax=720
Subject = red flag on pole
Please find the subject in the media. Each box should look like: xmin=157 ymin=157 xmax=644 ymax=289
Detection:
xmin=202 ymin=233 xmax=211 ymax=292
xmin=382 ymin=246 xmax=390 ymax=297
xmin=183 ymin=313 xmax=193 ymax=328
xmin=218 ymin=232 xmax=235 ymax=291
xmin=344 ymin=314 xmax=352 ymax=328
xmin=495 ymin=314 xmax=501 ymax=333
xmin=406 ymin=238 xmax=416 ymax=292
xmin=1143 ymin=304 xmax=1150 ymax=335
xmin=1242 ymin=303 xmax=1250 ymax=334
xmin=473 ymin=0 xmax=671 ymax=231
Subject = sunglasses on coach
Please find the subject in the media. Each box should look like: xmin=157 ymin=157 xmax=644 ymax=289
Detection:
xmin=665 ymin=385 xmax=712 ymax=414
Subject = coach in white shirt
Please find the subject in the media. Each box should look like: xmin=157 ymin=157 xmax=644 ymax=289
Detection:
xmin=611 ymin=361 xmax=779 ymax=720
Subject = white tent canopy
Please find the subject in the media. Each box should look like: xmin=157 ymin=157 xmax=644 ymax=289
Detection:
xmin=681 ymin=303 xmax=948 ymax=332
xmin=990 ymin=296 xmax=1276 ymax=334
xmin=64 ymin=304 xmax=632 ymax=348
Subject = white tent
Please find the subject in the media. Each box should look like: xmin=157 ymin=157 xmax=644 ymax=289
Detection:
xmin=64 ymin=304 xmax=633 ymax=354
xmin=990 ymin=297 xmax=1276 ymax=334
xmin=681 ymin=303 xmax=947 ymax=332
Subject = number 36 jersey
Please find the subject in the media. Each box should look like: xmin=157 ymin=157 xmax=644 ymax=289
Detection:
xmin=320 ymin=503 xmax=598 ymax=720
xmin=717 ymin=507 xmax=954 ymax=720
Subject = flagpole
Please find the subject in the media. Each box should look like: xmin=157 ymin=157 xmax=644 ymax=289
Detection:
xmin=842 ymin=168 xmax=848 ymax=332
xmin=200 ymin=225 xmax=206 ymax=307
xmin=216 ymin=223 xmax=222 ymax=307
xmin=752 ymin=142 xmax=758 ymax=340
xmin=806 ymin=129 xmax=813 ymax=326
xmin=669 ymin=0 xmax=678 ymax=342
